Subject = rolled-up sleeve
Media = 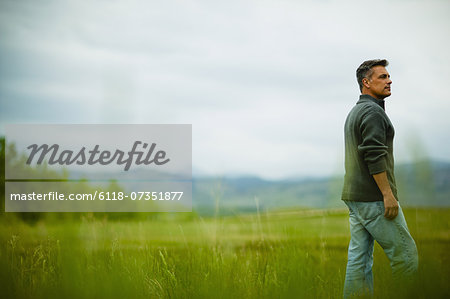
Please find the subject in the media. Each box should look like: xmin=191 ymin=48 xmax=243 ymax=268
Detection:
xmin=357 ymin=111 xmax=388 ymax=174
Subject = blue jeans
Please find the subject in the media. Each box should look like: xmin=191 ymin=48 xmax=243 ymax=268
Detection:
xmin=343 ymin=201 xmax=418 ymax=298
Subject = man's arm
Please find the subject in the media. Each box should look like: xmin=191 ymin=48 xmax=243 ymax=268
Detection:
xmin=373 ymin=171 xmax=398 ymax=219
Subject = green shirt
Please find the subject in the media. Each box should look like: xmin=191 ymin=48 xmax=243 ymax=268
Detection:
xmin=342 ymin=94 xmax=398 ymax=202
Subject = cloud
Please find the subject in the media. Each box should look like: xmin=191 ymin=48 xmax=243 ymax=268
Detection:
xmin=1 ymin=0 xmax=449 ymax=179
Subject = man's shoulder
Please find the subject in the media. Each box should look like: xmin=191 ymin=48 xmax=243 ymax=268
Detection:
xmin=345 ymin=100 xmax=386 ymax=131
xmin=349 ymin=100 xmax=384 ymax=118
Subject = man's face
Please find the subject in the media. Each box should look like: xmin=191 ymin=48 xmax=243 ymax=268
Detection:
xmin=364 ymin=66 xmax=392 ymax=100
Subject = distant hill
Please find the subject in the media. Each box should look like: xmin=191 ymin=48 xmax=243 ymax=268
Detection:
xmin=192 ymin=160 xmax=450 ymax=215
xmin=395 ymin=160 xmax=450 ymax=207
xmin=65 ymin=160 xmax=450 ymax=216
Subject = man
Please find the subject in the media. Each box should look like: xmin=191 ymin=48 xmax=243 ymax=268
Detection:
xmin=341 ymin=59 xmax=418 ymax=298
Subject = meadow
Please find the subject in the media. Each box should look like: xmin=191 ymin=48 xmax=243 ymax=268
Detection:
xmin=0 ymin=207 xmax=449 ymax=299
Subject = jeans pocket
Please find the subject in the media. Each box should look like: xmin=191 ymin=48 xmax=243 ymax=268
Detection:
xmin=355 ymin=201 xmax=384 ymax=221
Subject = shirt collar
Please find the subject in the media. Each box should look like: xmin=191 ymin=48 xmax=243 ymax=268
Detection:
xmin=358 ymin=94 xmax=385 ymax=110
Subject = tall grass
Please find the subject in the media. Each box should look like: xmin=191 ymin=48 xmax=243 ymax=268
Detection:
xmin=0 ymin=207 xmax=449 ymax=298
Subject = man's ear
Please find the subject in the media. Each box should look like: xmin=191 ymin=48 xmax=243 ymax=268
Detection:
xmin=362 ymin=78 xmax=370 ymax=89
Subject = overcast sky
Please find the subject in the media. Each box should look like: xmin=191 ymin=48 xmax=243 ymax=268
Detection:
xmin=1 ymin=0 xmax=449 ymax=179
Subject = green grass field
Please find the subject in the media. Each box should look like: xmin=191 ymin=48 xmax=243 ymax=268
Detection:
xmin=1 ymin=207 xmax=449 ymax=299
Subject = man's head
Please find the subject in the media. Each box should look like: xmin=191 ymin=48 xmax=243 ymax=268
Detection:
xmin=356 ymin=59 xmax=392 ymax=100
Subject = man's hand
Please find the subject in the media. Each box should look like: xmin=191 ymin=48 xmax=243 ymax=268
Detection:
xmin=383 ymin=193 xmax=398 ymax=219
xmin=373 ymin=171 xmax=398 ymax=220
